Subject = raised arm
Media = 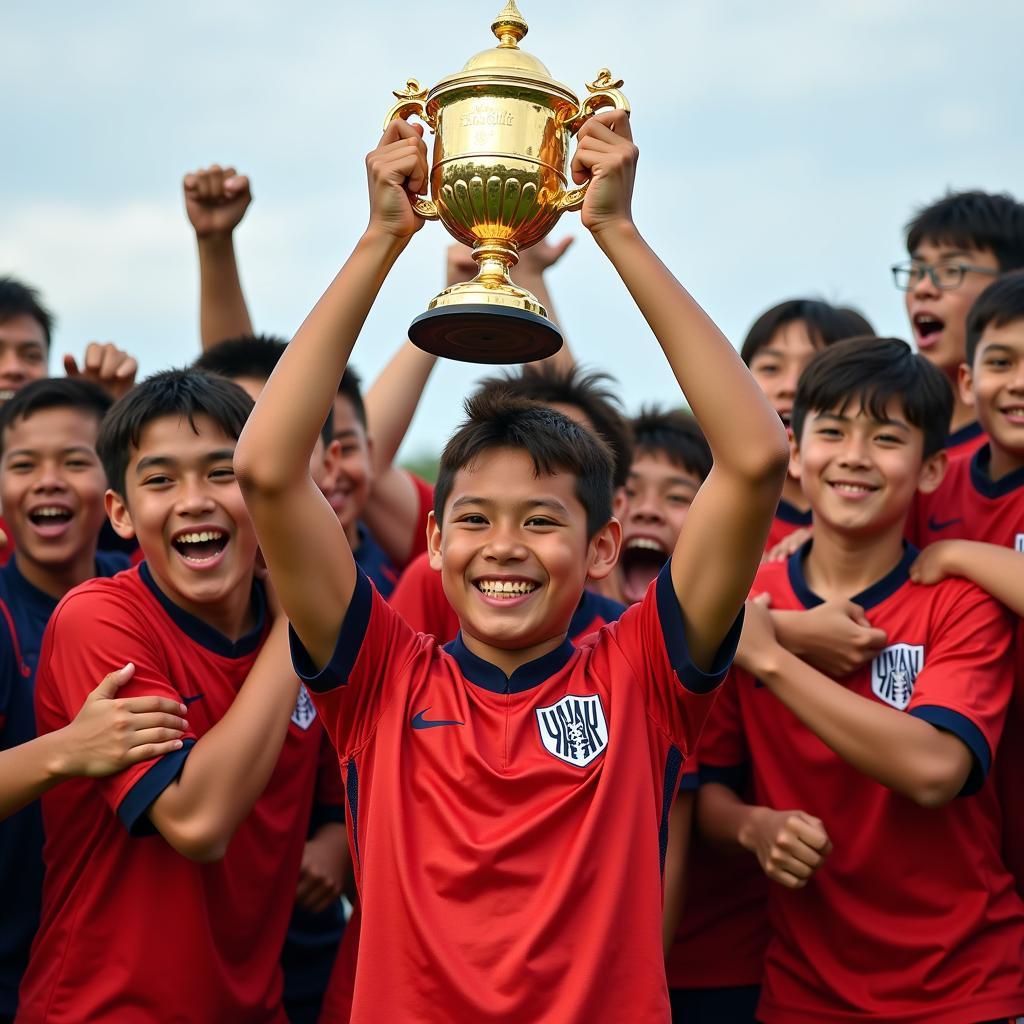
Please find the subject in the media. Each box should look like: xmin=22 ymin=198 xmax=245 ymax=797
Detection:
xmin=235 ymin=122 xmax=429 ymax=670
xmin=361 ymin=237 xmax=576 ymax=565
xmin=183 ymin=165 xmax=254 ymax=349
xmin=573 ymin=112 xmax=789 ymax=670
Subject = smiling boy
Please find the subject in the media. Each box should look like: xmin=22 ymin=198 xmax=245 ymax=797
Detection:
xmin=18 ymin=371 xmax=319 ymax=1024
xmin=698 ymin=337 xmax=1024 ymax=1023
xmin=235 ymin=113 xmax=788 ymax=1021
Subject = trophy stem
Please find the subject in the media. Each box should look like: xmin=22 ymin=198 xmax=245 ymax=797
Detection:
xmin=471 ymin=240 xmax=519 ymax=290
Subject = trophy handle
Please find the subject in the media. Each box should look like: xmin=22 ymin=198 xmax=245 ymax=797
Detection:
xmin=383 ymin=79 xmax=440 ymax=220
xmin=558 ymin=69 xmax=630 ymax=213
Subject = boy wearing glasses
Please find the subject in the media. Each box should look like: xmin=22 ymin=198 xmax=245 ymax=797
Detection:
xmin=892 ymin=189 xmax=1024 ymax=461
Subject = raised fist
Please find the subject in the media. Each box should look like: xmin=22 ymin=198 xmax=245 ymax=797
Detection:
xmin=183 ymin=165 xmax=252 ymax=240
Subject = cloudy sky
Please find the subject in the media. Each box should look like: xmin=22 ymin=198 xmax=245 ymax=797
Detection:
xmin=2 ymin=1 xmax=1021 ymax=461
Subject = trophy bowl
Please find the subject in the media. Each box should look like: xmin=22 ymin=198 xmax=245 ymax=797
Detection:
xmin=384 ymin=1 xmax=628 ymax=364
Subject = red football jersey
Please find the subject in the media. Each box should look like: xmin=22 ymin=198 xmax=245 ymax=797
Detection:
xmin=764 ymin=499 xmax=813 ymax=554
xmin=908 ymin=444 xmax=1024 ymax=899
xmin=0 ymin=516 xmax=11 ymax=567
xmin=20 ymin=564 xmax=320 ymax=1024
xmin=700 ymin=546 xmax=1024 ymax=1023
xmin=405 ymin=472 xmax=434 ymax=565
xmin=294 ymin=563 xmax=739 ymax=1023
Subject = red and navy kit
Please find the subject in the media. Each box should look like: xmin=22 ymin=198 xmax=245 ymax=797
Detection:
xmin=293 ymin=563 xmax=740 ymax=1023
xmin=908 ymin=444 xmax=1024 ymax=898
xmin=0 ymin=552 xmax=127 ymax=1019
xmin=389 ymin=548 xmax=626 ymax=644
xmin=701 ymin=544 xmax=1024 ymax=1024
xmin=19 ymin=563 xmax=321 ymax=1024
xmin=765 ymin=499 xmax=813 ymax=554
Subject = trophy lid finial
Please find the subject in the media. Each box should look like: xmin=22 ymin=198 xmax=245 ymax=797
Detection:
xmin=491 ymin=0 xmax=528 ymax=48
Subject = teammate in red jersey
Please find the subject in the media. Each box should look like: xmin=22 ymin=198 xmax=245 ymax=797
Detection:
xmin=236 ymin=114 xmax=788 ymax=1022
xmin=907 ymin=272 xmax=1024 ymax=899
xmin=895 ymin=190 xmax=1024 ymax=463
xmin=699 ymin=337 xmax=1024 ymax=1024
xmin=18 ymin=371 xmax=318 ymax=1024
xmin=740 ymin=299 xmax=872 ymax=556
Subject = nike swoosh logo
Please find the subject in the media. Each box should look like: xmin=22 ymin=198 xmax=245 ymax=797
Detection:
xmin=411 ymin=708 xmax=464 ymax=730
xmin=928 ymin=515 xmax=963 ymax=531
xmin=181 ymin=694 xmax=205 ymax=706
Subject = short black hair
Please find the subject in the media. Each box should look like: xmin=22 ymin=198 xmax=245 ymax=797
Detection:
xmin=195 ymin=334 xmax=333 ymax=444
xmin=434 ymin=389 xmax=614 ymax=538
xmin=740 ymin=299 xmax=875 ymax=366
xmin=906 ymin=190 xmax=1024 ymax=272
xmin=98 ymin=368 xmax=254 ymax=498
xmin=0 ymin=276 xmax=54 ymax=349
xmin=966 ymin=270 xmax=1024 ymax=366
xmin=474 ymin=363 xmax=633 ymax=487
xmin=337 ymin=367 xmax=366 ymax=431
xmin=0 ymin=378 xmax=112 ymax=458
xmin=792 ymin=337 xmax=952 ymax=459
xmin=630 ymin=406 xmax=712 ymax=482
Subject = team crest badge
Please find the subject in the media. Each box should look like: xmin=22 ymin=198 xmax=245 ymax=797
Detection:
xmin=291 ymin=683 xmax=318 ymax=730
xmin=871 ymin=643 xmax=924 ymax=710
xmin=535 ymin=694 xmax=608 ymax=768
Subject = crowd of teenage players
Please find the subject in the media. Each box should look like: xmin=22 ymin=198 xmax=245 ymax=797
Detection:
xmin=1 ymin=110 xmax=1024 ymax=1024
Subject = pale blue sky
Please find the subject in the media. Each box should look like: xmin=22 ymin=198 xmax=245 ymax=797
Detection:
xmin=2 ymin=1 xmax=1021 ymax=459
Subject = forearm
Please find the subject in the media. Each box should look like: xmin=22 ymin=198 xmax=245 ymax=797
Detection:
xmin=237 ymin=229 xmax=408 ymax=489
xmin=594 ymin=223 xmax=787 ymax=476
xmin=696 ymin=782 xmax=760 ymax=854
xmin=365 ymin=342 xmax=438 ymax=475
xmin=759 ymin=647 xmax=971 ymax=806
xmin=149 ymin=619 xmax=299 ymax=859
xmin=0 ymin=731 xmax=70 ymax=819
xmin=517 ymin=268 xmax=574 ymax=371
xmin=197 ymin=236 xmax=253 ymax=349
xmin=771 ymin=610 xmax=818 ymax=660
xmin=944 ymin=543 xmax=1024 ymax=617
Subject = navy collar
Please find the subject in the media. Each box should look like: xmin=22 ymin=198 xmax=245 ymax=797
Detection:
xmin=3 ymin=556 xmax=60 ymax=619
xmin=443 ymin=632 xmax=577 ymax=694
xmin=775 ymin=498 xmax=813 ymax=527
xmin=970 ymin=444 xmax=1024 ymax=500
xmin=139 ymin=561 xmax=266 ymax=658
xmin=946 ymin=419 xmax=984 ymax=451
xmin=787 ymin=540 xmax=918 ymax=611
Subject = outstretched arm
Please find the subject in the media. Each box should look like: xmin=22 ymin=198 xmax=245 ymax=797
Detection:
xmin=1 ymin=664 xmax=186 ymax=821
xmin=235 ymin=122 xmax=429 ymax=671
xmin=911 ymin=541 xmax=1024 ymax=616
xmin=573 ymin=112 xmax=789 ymax=670
xmin=736 ymin=597 xmax=977 ymax=808
xmin=183 ymin=164 xmax=254 ymax=349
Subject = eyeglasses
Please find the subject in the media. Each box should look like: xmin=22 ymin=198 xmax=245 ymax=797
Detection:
xmin=891 ymin=261 xmax=1000 ymax=292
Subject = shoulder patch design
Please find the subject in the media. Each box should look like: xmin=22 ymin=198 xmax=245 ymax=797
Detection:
xmin=871 ymin=643 xmax=924 ymax=710
xmin=535 ymin=693 xmax=608 ymax=767
xmin=291 ymin=683 xmax=318 ymax=730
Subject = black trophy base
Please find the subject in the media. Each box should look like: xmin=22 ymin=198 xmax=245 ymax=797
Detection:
xmin=408 ymin=304 xmax=563 ymax=364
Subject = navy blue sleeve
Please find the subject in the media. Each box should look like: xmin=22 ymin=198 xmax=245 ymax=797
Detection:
xmin=698 ymin=762 xmax=750 ymax=795
xmin=656 ymin=562 xmax=745 ymax=694
xmin=289 ymin=569 xmax=373 ymax=695
xmin=117 ymin=739 xmax=197 ymax=836
xmin=909 ymin=706 xmax=989 ymax=797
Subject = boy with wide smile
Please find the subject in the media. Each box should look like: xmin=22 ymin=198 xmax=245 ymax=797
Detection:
xmin=237 ymin=111 xmax=788 ymax=1023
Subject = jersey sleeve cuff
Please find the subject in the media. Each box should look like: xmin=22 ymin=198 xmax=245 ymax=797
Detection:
xmin=699 ymin=762 xmax=749 ymax=795
xmin=909 ymin=706 xmax=991 ymax=796
xmin=679 ymin=767 xmax=700 ymax=792
xmin=656 ymin=562 xmax=744 ymax=694
xmin=117 ymin=738 xmax=196 ymax=836
xmin=289 ymin=569 xmax=373 ymax=694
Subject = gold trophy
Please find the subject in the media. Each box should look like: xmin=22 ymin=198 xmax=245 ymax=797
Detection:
xmin=384 ymin=1 xmax=628 ymax=363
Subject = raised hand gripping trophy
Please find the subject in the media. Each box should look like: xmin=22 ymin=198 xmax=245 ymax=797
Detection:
xmin=384 ymin=1 xmax=628 ymax=364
